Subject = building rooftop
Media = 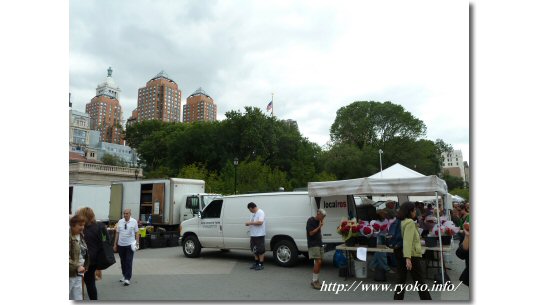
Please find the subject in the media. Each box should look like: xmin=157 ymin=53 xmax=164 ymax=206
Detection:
xmin=188 ymin=87 xmax=212 ymax=99
xmin=150 ymin=70 xmax=176 ymax=84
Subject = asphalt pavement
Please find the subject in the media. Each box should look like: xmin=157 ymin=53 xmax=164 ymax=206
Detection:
xmin=95 ymin=243 xmax=470 ymax=301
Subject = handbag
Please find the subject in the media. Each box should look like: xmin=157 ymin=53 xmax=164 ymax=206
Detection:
xmin=95 ymin=222 xmax=116 ymax=270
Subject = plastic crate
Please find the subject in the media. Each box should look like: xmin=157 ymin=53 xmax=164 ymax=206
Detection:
xmin=166 ymin=232 xmax=180 ymax=247
xmin=149 ymin=232 xmax=166 ymax=248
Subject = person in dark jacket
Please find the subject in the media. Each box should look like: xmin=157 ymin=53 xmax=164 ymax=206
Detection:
xmin=76 ymin=207 xmax=102 ymax=300
xmin=455 ymin=222 xmax=470 ymax=286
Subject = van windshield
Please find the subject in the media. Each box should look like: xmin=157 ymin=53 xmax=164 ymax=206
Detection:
xmin=201 ymin=195 xmax=223 ymax=210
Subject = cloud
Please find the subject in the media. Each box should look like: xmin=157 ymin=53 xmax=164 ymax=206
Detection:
xmin=70 ymin=0 xmax=469 ymax=161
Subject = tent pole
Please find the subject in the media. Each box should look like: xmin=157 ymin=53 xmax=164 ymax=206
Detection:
xmin=435 ymin=192 xmax=446 ymax=283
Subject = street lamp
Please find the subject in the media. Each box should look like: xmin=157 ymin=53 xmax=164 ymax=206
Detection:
xmin=379 ymin=149 xmax=384 ymax=177
xmin=233 ymin=157 xmax=239 ymax=194
xmin=134 ymin=156 xmax=141 ymax=180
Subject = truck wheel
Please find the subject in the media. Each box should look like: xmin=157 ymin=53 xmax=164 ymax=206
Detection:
xmin=182 ymin=235 xmax=201 ymax=258
xmin=273 ymin=239 xmax=298 ymax=267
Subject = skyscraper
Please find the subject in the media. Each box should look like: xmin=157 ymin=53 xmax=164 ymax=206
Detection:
xmin=136 ymin=71 xmax=182 ymax=123
xmin=85 ymin=67 xmax=124 ymax=144
xmin=183 ymin=87 xmax=217 ymax=123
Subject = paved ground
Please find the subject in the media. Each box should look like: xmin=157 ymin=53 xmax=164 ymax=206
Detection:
xmin=95 ymin=243 xmax=470 ymax=301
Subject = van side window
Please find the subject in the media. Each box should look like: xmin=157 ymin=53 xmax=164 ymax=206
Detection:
xmin=201 ymin=200 xmax=223 ymax=219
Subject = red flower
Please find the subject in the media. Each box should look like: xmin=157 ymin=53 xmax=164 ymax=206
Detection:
xmin=342 ymin=226 xmax=350 ymax=233
xmin=351 ymin=226 xmax=359 ymax=233
xmin=362 ymin=226 xmax=372 ymax=235
xmin=341 ymin=221 xmax=348 ymax=227
xmin=373 ymin=223 xmax=381 ymax=230
xmin=380 ymin=224 xmax=388 ymax=231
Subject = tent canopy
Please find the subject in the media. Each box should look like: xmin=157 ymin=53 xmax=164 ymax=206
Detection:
xmin=369 ymin=163 xmax=425 ymax=179
xmin=308 ymin=175 xmax=448 ymax=197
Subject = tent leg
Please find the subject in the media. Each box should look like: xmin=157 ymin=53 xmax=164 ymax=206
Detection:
xmin=435 ymin=192 xmax=446 ymax=284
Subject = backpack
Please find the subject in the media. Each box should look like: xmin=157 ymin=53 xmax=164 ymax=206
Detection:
xmin=95 ymin=222 xmax=116 ymax=270
xmin=333 ymin=250 xmax=347 ymax=268
xmin=388 ymin=219 xmax=403 ymax=248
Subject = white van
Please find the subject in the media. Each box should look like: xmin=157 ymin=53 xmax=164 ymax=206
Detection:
xmin=179 ymin=192 xmax=353 ymax=267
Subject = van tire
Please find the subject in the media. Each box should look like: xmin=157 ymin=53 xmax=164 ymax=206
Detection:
xmin=183 ymin=235 xmax=201 ymax=258
xmin=273 ymin=239 xmax=298 ymax=267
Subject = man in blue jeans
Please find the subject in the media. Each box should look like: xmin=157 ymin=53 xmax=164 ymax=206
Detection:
xmin=113 ymin=209 xmax=139 ymax=286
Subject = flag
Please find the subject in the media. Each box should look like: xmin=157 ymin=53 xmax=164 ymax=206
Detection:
xmin=266 ymin=101 xmax=273 ymax=112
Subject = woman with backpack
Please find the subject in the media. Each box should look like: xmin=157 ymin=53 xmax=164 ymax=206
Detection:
xmin=393 ymin=202 xmax=432 ymax=300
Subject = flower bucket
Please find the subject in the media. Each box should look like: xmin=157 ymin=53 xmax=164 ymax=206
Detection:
xmin=367 ymin=237 xmax=377 ymax=247
xmin=357 ymin=236 xmax=368 ymax=246
xmin=425 ymin=236 xmax=437 ymax=247
xmin=345 ymin=236 xmax=359 ymax=246
xmin=441 ymin=235 xmax=452 ymax=245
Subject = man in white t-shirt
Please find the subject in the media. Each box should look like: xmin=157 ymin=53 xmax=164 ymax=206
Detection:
xmin=245 ymin=202 xmax=266 ymax=270
xmin=113 ymin=209 xmax=139 ymax=286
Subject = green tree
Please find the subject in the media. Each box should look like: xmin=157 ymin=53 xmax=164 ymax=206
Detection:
xmin=319 ymin=143 xmax=378 ymax=179
xmin=102 ymin=153 xmax=127 ymax=167
xmin=450 ymin=188 xmax=470 ymax=201
xmin=442 ymin=172 xmax=465 ymax=191
xmin=330 ymin=101 xmax=426 ymax=149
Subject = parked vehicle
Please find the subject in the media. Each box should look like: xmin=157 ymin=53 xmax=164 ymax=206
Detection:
xmin=109 ymin=178 xmax=221 ymax=230
xmin=179 ymin=192 xmax=354 ymax=267
xmin=69 ymin=184 xmax=111 ymax=222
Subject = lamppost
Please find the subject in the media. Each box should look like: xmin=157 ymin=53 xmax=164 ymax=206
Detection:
xmin=233 ymin=157 xmax=239 ymax=194
xmin=379 ymin=149 xmax=384 ymax=177
xmin=134 ymin=156 xmax=141 ymax=180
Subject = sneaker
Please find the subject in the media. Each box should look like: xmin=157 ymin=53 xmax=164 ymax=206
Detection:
xmin=386 ymin=268 xmax=396 ymax=274
xmin=311 ymin=280 xmax=321 ymax=290
xmin=119 ymin=277 xmax=125 ymax=282
xmin=254 ymin=264 xmax=264 ymax=271
xmin=250 ymin=263 xmax=259 ymax=269
xmin=124 ymin=279 xmax=130 ymax=286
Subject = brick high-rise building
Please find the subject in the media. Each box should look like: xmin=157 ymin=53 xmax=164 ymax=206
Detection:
xmin=85 ymin=67 xmax=124 ymax=144
xmin=183 ymin=87 xmax=217 ymax=123
xmin=136 ymin=71 xmax=182 ymax=123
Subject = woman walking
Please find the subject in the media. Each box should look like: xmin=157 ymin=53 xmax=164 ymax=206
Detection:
xmin=76 ymin=207 xmax=102 ymax=300
xmin=393 ymin=202 xmax=432 ymax=300
xmin=69 ymin=214 xmax=89 ymax=300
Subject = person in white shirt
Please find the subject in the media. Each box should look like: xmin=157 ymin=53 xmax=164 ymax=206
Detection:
xmin=113 ymin=209 xmax=139 ymax=286
xmin=245 ymin=202 xmax=266 ymax=270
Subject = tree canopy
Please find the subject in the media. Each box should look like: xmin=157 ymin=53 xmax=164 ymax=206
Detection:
xmin=125 ymin=101 xmax=460 ymax=194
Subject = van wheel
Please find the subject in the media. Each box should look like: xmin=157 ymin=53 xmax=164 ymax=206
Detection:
xmin=183 ymin=235 xmax=201 ymax=258
xmin=273 ymin=239 xmax=298 ymax=267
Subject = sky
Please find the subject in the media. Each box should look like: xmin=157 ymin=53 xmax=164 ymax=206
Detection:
xmin=69 ymin=0 xmax=469 ymax=162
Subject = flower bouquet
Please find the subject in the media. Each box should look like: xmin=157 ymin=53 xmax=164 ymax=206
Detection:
xmin=425 ymin=221 xmax=460 ymax=246
xmin=337 ymin=218 xmax=360 ymax=245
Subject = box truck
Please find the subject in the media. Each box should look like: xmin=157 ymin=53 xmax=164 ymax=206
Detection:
xmin=69 ymin=184 xmax=111 ymax=222
xmin=109 ymin=178 xmax=221 ymax=230
xmin=179 ymin=192 xmax=356 ymax=267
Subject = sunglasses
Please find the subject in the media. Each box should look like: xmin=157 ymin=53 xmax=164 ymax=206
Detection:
xmin=125 ymin=223 xmax=127 ymax=230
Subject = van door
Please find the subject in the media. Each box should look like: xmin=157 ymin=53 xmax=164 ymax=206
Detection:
xmin=197 ymin=199 xmax=224 ymax=248
xmin=109 ymin=184 xmax=123 ymax=222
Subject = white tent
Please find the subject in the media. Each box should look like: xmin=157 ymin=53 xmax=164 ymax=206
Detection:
xmin=308 ymin=175 xmax=449 ymax=283
xmin=308 ymin=175 xmax=448 ymax=198
xmin=369 ymin=163 xmax=425 ymax=179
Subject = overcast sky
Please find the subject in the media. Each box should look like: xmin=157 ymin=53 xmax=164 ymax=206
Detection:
xmin=70 ymin=0 xmax=469 ymax=162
